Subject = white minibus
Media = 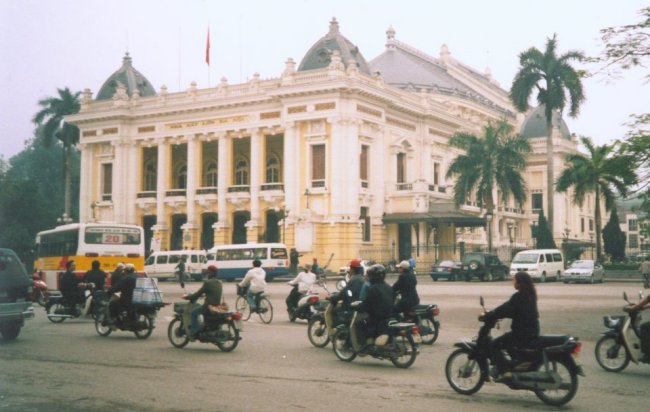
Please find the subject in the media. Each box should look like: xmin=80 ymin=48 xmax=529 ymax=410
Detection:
xmin=206 ymin=243 xmax=289 ymax=281
xmin=144 ymin=250 xmax=206 ymax=281
xmin=509 ymin=249 xmax=564 ymax=282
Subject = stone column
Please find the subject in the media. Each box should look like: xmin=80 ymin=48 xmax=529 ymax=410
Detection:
xmin=344 ymin=119 xmax=360 ymax=217
xmin=78 ymin=143 xmax=92 ymax=222
xmin=328 ymin=116 xmax=344 ymax=217
xmin=249 ymin=128 xmax=261 ymax=224
xmin=183 ymin=134 xmax=198 ymax=248
xmin=283 ymin=122 xmax=298 ymax=217
xmin=214 ymin=133 xmax=229 ymax=245
xmin=154 ymin=138 xmax=169 ymax=249
xmin=126 ymin=141 xmax=138 ymax=225
xmin=111 ymin=140 xmax=125 ymax=223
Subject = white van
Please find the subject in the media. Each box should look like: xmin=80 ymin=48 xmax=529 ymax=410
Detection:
xmin=509 ymin=249 xmax=564 ymax=282
xmin=144 ymin=250 xmax=207 ymax=281
xmin=206 ymin=243 xmax=289 ymax=281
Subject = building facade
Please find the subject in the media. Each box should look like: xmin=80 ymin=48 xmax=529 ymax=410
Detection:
xmin=67 ymin=18 xmax=597 ymax=268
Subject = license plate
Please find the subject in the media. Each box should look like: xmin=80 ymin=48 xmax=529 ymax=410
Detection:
xmin=412 ymin=333 xmax=422 ymax=344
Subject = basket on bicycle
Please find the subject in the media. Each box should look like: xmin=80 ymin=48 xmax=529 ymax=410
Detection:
xmin=236 ymin=284 xmax=249 ymax=297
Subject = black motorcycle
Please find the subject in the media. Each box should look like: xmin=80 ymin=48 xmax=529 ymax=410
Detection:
xmin=168 ymin=301 xmax=242 ymax=352
xmin=307 ymin=291 xmax=353 ymax=348
xmin=445 ymin=297 xmax=584 ymax=406
xmin=288 ymin=277 xmax=329 ymax=322
xmin=94 ymin=291 xmax=162 ymax=339
xmin=45 ymin=283 xmax=99 ymax=323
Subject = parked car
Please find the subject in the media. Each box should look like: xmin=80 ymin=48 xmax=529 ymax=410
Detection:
xmin=562 ymin=260 xmax=604 ymax=284
xmin=0 ymin=249 xmax=35 ymax=341
xmin=459 ymin=252 xmax=509 ymax=282
xmin=430 ymin=260 xmax=462 ymax=281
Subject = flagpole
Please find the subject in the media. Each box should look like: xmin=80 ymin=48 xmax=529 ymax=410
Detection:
xmin=206 ymin=26 xmax=211 ymax=87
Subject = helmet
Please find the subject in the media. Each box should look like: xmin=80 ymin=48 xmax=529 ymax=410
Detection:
xmin=349 ymin=258 xmax=362 ymax=268
xmin=207 ymin=265 xmax=218 ymax=272
xmin=124 ymin=263 xmax=135 ymax=272
xmin=116 ymin=262 xmax=125 ymax=270
xmin=366 ymin=264 xmax=386 ymax=283
xmin=398 ymin=260 xmax=410 ymax=270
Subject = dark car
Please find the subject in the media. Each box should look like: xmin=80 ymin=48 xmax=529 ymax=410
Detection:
xmin=0 ymin=249 xmax=34 ymax=341
xmin=430 ymin=260 xmax=462 ymax=281
xmin=459 ymin=252 xmax=509 ymax=282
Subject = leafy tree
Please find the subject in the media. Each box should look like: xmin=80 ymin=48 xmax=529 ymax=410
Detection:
xmin=597 ymin=7 xmax=650 ymax=80
xmin=534 ymin=208 xmax=556 ymax=249
xmin=556 ymin=137 xmax=637 ymax=261
xmin=602 ymin=208 xmax=626 ymax=261
xmin=32 ymin=87 xmax=80 ymax=219
xmin=510 ymin=34 xmax=586 ymax=235
xmin=446 ymin=120 xmax=531 ymax=252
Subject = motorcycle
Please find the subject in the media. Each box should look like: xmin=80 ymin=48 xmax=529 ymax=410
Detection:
xmin=288 ymin=276 xmax=330 ymax=322
xmin=45 ymin=282 xmax=98 ymax=323
xmin=307 ymin=291 xmax=353 ymax=348
xmin=401 ymin=303 xmax=440 ymax=345
xmin=445 ymin=296 xmax=584 ymax=406
xmin=331 ymin=301 xmax=421 ymax=368
xmin=595 ymin=291 xmax=649 ymax=372
xmin=31 ymin=271 xmax=49 ymax=306
xmin=167 ymin=300 xmax=243 ymax=351
xmin=94 ymin=290 xmax=162 ymax=339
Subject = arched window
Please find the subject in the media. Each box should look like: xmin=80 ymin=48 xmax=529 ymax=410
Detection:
xmin=143 ymin=160 xmax=157 ymax=191
xmin=204 ymin=160 xmax=218 ymax=187
xmin=235 ymin=158 xmax=249 ymax=185
xmin=266 ymin=154 xmax=281 ymax=183
xmin=176 ymin=164 xmax=187 ymax=189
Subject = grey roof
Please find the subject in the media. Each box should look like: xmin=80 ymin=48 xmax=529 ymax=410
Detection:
xmin=298 ymin=18 xmax=371 ymax=75
xmin=96 ymin=53 xmax=157 ymax=101
xmin=520 ymin=105 xmax=571 ymax=140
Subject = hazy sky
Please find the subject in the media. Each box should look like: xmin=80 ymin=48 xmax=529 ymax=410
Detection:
xmin=1 ymin=0 xmax=647 ymax=160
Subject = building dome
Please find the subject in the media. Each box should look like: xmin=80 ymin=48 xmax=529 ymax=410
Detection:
xmin=96 ymin=53 xmax=157 ymax=100
xmin=298 ymin=18 xmax=371 ymax=75
xmin=520 ymin=105 xmax=572 ymax=139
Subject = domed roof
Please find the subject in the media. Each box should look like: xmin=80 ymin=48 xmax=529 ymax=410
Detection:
xmin=298 ymin=18 xmax=371 ymax=75
xmin=96 ymin=53 xmax=156 ymax=100
xmin=520 ymin=105 xmax=572 ymax=140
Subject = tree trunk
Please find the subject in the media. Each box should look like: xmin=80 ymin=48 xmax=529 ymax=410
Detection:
xmin=545 ymin=117 xmax=554 ymax=239
xmin=594 ymin=186 xmax=602 ymax=262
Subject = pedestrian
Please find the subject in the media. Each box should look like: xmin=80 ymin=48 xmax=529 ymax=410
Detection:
xmin=640 ymin=256 xmax=650 ymax=289
xmin=290 ymin=248 xmax=301 ymax=276
xmin=176 ymin=256 xmax=187 ymax=287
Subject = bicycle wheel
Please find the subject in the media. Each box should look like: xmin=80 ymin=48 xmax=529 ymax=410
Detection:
xmin=235 ymin=296 xmax=251 ymax=321
xmin=257 ymin=297 xmax=274 ymax=324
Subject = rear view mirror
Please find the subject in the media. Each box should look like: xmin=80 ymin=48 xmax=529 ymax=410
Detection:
xmin=623 ymin=292 xmax=630 ymax=304
xmin=479 ymin=296 xmax=485 ymax=308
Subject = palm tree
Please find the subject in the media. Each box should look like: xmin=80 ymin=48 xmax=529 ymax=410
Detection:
xmin=32 ymin=87 xmax=81 ymax=218
xmin=446 ymin=120 xmax=531 ymax=252
xmin=510 ymin=34 xmax=585 ymax=236
xmin=556 ymin=137 xmax=637 ymax=262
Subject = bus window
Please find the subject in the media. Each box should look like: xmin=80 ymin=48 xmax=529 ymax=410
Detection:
xmin=252 ymin=248 xmax=268 ymax=259
xmin=191 ymin=254 xmax=198 ymax=263
xmin=271 ymin=248 xmax=287 ymax=259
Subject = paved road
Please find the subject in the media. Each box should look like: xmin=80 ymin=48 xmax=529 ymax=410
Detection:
xmin=1 ymin=279 xmax=648 ymax=411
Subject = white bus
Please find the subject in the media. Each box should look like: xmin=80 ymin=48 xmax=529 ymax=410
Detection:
xmin=34 ymin=223 xmax=145 ymax=291
xmin=206 ymin=243 xmax=289 ymax=281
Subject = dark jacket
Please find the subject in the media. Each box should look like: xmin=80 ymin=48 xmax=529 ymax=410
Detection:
xmin=187 ymin=278 xmax=223 ymax=306
xmin=108 ymin=273 xmax=137 ymax=306
xmin=60 ymin=270 xmax=82 ymax=301
xmin=485 ymin=291 xmax=539 ymax=339
xmin=83 ymin=268 xmax=107 ymax=290
xmin=111 ymin=270 xmax=124 ymax=287
xmin=358 ymin=281 xmax=394 ymax=324
xmin=392 ymin=271 xmax=420 ymax=308
xmin=332 ymin=274 xmax=365 ymax=307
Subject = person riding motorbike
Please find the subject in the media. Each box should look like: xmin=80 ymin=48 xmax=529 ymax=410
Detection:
xmin=479 ymin=271 xmax=539 ymax=380
xmin=392 ymin=260 xmax=420 ymax=317
xmin=286 ymin=264 xmax=316 ymax=313
xmin=183 ymin=265 xmax=223 ymax=338
xmin=238 ymin=259 xmax=267 ymax=312
xmin=330 ymin=259 xmax=365 ymax=308
xmin=59 ymin=260 xmax=88 ymax=312
xmin=107 ymin=263 xmax=137 ymax=325
xmin=83 ymin=260 xmax=107 ymax=290
xmin=110 ymin=262 xmax=125 ymax=288
xmin=356 ymin=264 xmax=394 ymax=347
xmin=624 ymin=292 xmax=650 ymax=362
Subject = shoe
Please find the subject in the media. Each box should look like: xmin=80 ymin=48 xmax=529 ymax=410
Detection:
xmin=639 ymin=354 xmax=650 ymax=363
xmin=494 ymin=371 xmax=513 ymax=382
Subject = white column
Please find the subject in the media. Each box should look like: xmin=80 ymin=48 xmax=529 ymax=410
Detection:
xmin=217 ymin=133 xmax=228 ymax=225
xmin=344 ymin=119 xmax=360 ymax=217
xmin=112 ymin=141 xmax=125 ymax=223
xmin=78 ymin=143 xmax=92 ymax=222
xmin=156 ymin=139 xmax=168 ymax=227
xmin=283 ymin=122 xmax=298 ymax=217
xmin=126 ymin=142 xmax=138 ymax=224
xmin=329 ymin=117 xmax=344 ymax=216
xmin=186 ymin=134 xmax=197 ymax=225
xmin=250 ymin=128 xmax=261 ymax=224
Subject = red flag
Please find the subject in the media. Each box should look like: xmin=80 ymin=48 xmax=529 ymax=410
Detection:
xmin=205 ymin=27 xmax=211 ymax=66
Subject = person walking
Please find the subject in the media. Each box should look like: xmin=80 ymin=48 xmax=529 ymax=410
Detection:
xmin=290 ymin=248 xmax=301 ymax=276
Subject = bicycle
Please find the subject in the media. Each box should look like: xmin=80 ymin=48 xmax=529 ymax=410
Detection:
xmin=235 ymin=285 xmax=273 ymax=324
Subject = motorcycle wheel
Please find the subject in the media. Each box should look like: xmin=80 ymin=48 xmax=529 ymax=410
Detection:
xmin=445 ymin=348 xmax=486 ymax=395
xmin=215 ymin=322 xmax=240 ymax=352
xmin=332 ymin=329 xmax=356 ymax=362
xmin=95 ymin=313 xmax=112 ymax=337
xmin=257 ymin=297 xmax=273 ymax=324
xmin=134 ymin=313 xmax=155 ymax=339
xmin=0 ymin=322 xmax=22 ymax=341
xmin=235 ymin=296 xmax=251 ymax=321
xmin=307 ymin=316 xmax=330 ymax=348
xmin=533 ymin=358 xmax=578 ymax=406
xmin=167 ymin=318 xmax=189 ymax=348
xmin=595 ymin=335 xmax=630 ymax=372
xmin=390 ymin=335 xmax=418 ymax=369
xmin=46 ymin=302 xmax=66 ymax=323
xmin=418 ymin=317 xmax=439 ymax=345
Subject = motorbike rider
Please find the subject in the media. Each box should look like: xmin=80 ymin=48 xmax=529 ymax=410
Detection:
xmin=624 ymin=292 xmax=650 ymax=362
xmin=60 ymin=260 xmax=88 ymax=312
xmin=111 ymin=262 xmax=125 ymax=287
xmin=392 ymin=260 xmax=420 ymax=317
xmin=107 ymin=263 xmax=138 ymax=325
xmin=286 ymin=264 xmax=316 ymax=313
xmin=238 ymin=259 xmax=267 ymax=312
xmin=331 ymin=259 xmax=365 ymax=308
xmin=479 ymin=271 xmax=539 ymax=380
xmin=356 ymin=264 xmax=394 ymax=347
xmin=83 ymin=260 xmax=107 ymax=290
xmin=183 ymin=265 xmax=223 ymax=338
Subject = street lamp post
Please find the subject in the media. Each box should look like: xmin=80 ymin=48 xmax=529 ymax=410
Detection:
xmin=485 ymin=211 xmax=493 ymax=253
xmin=589 ymin=232 xmax=595 ymax=260
xmin=57 ymin=213 xmax=73 ymax=225
xmin=280 ymin=208 xmax=289 ymax=245
xmin=304 ymin=188 xmax=311 ymax=210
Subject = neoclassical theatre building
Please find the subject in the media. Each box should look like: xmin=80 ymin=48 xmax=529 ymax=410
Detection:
xmin=68 ymin=18 xmax=597 ymax=267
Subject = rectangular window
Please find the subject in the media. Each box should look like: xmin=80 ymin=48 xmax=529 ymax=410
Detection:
xmin=311 ymin=144 xmax=325 ymax=185
xmin=629 ymin=234 xmax=638 ymax=248
xmin=629 ymin=219 xmax=638 ymax=231
xmin=102 ymin=163 xmax=113 ymax=200
xmin=433 ymin=162 xmax=440 ymax=185
xmin=397 ymin=153 xmax=406 ymax=183
xmin=360 ymin=207 xmax=371 ymax=242
xmin=531 ymin=193 xmax=543 ymax=212
xmin=581 ymin=218 xmax=585 ymax=233
xmin=360 ymin=145 xmax=369 ymax=182
xmin=589 ymin=219 xmax=594 ymax=231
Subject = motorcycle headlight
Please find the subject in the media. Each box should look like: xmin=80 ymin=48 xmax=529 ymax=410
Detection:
xmin=604 ymin=316 xmax=620 ymax=328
